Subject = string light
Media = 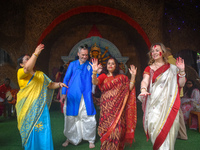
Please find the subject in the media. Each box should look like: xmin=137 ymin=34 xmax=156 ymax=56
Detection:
xmin=165 ymin=0 xmax=200 ymax=33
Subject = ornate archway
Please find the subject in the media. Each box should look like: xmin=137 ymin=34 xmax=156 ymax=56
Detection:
xmin=37 ymin=5 xmax=151 ymax=48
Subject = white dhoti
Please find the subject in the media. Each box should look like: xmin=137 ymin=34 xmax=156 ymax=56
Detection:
xmin=63 ymin=95 xmax=96 ymax=145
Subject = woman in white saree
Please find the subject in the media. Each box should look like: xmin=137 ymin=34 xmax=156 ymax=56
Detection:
xmin=138 ymin=43 xmax=186 ymax=150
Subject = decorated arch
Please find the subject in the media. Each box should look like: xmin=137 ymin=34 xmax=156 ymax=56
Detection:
xmin=37 ymin=5 xmax=151 ymax=48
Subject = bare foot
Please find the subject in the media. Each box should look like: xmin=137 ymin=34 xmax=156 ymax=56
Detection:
xmin=62 ymin=140 xmax=69 ymax=147
xmin=89 ymin=143 xmax=95 ymax=148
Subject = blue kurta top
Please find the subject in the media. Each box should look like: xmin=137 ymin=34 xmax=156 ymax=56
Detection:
xmin=62 ymin=60 xmax=96 ymax=116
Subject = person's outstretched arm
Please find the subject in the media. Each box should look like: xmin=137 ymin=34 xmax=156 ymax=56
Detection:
xmin=48 ymin=82 xmax=68 ymax=89
xmin=129 ymin=65 xmax=137 ymax=91
xmin=90 ymin=58 xmax=101 ymax=85
xmin=23 ymin=44 xmax=44 ymax=74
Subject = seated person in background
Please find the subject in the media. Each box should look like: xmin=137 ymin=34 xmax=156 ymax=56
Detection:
xmin=0 ymin=78 xmax=12 ymax=118
xmin=181 ymin=79 xmax=200 ymax=129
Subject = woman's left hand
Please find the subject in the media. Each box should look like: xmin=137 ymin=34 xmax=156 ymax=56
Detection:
xmin=129 ymin=65 xmax=137 ymax=76
xmin=176 ymin=57 xmax=185 ymax=71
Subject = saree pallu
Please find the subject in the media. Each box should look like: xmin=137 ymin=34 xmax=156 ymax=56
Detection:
xmin=140 ymin=64 xmax=180 ymax=150
xmin=98 ymin=74 xmax=137 ymax=150
xmin=16 ymin=71 xmax=54 ymax=150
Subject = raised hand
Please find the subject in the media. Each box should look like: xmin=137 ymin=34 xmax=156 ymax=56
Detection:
xmin=89 ymin=58 xmax=99 ymax=71
xmin=34 ymin=44 xmax=44 ymax=56
xmin=129 ymin=65 xmax=137 ymax=76
xmin=97 ymin=63 xmax=103 ymax=74
xmin=176 ymin=57 xmax=185 ymax=71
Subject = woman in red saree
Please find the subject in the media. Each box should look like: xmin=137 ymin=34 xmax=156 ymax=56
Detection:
xmin=91 ymin=57 xmax=137 ymax=150
xmin=138 ymin=43 xmax=186 ymax=150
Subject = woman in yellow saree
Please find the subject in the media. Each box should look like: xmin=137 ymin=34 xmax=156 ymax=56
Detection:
xmin=16 ymin=44 xmax=67 ymax=150
xmin=90 ymin=58 xmax=137 ymax=150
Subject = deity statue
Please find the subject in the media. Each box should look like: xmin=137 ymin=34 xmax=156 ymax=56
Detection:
xmin=90 ymin=43 xmax=101 ymax=59
xmin=90 ymin=43 xmax=110 ymax=66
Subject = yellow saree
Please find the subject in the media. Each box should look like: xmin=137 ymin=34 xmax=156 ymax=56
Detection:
xmin=16 ymin=69 xmax=54 ymax=149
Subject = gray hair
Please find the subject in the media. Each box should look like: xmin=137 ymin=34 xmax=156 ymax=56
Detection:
xmin=78 ymin=44 xmax=88 ymax=53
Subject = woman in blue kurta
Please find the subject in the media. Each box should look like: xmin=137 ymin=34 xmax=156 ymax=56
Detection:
xmin=16 ymin=44 xmax=67 ymax=150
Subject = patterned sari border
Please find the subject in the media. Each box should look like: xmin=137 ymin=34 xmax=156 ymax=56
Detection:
xmin=153 ymin=85 xmax=180 ymax=150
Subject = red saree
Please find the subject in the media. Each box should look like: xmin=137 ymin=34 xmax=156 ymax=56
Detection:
xmin=98 ymin=74 xmax=137 ymax=150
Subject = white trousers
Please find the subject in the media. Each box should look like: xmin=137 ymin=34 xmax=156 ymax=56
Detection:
xmin=63 ymin=95 xmax=96 ymax=145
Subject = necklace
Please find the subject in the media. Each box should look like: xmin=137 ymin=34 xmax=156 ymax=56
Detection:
xmin=153 ymin=62 xmax=165 ymax=71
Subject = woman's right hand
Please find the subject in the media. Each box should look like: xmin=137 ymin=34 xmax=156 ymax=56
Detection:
xmin=34 ymin=44 xmax=44 ymax=56
xmin=139 ymin=91 xmax=151 ymax=97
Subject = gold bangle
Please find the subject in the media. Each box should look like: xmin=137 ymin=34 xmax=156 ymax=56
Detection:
xmin=33 ymin=53 xmax=38 ymax=57
xmin=130 ymin=81 xmax=135 ymax=84
xmin=178 ymin=73 xmax=186 ymax=77
xmin=179 ymin=71 xmax=185 ymax=74
xmin=140 ymin=87 xmax=147 ymax=92
xmin=92 ymin=71 xmax=97 ymax=74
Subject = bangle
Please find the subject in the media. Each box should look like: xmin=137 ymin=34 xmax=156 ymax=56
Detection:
xmin=140 ymin=87 xmax=147 ymax=92
xmin=179 ymin=70 xmax=185 ymax=72
xmin=178 ymin=73 xmax=186 ymax=77
xmin=33 ymin=53 xmax=38 ymax=57
xmin=130 ymin=81 xmax=135 ymax=85
xmin=179 ymin=71 xmax=185 ymax=74
xmin=179 ymin=73 xmax=185 ymax=75
xmin=58 ymin=82 xmax=61 ymax=87
xmin=92 ymin=71 xmax=97 ymax=74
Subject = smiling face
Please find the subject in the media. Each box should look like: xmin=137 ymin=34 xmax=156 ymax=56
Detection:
xmin=107 ymin=59 xmax=116 ymax=73
xmin=151 ymin=45 xmax=163 ymax=60
xmin=20 ymin=55 xmax=30 ymax=68
xmin=78 ymin=49 xmax=88 ymax=64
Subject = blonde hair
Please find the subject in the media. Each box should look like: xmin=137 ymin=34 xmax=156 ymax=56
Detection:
xmin=148 ymin=43 xmax=168 ymax=65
